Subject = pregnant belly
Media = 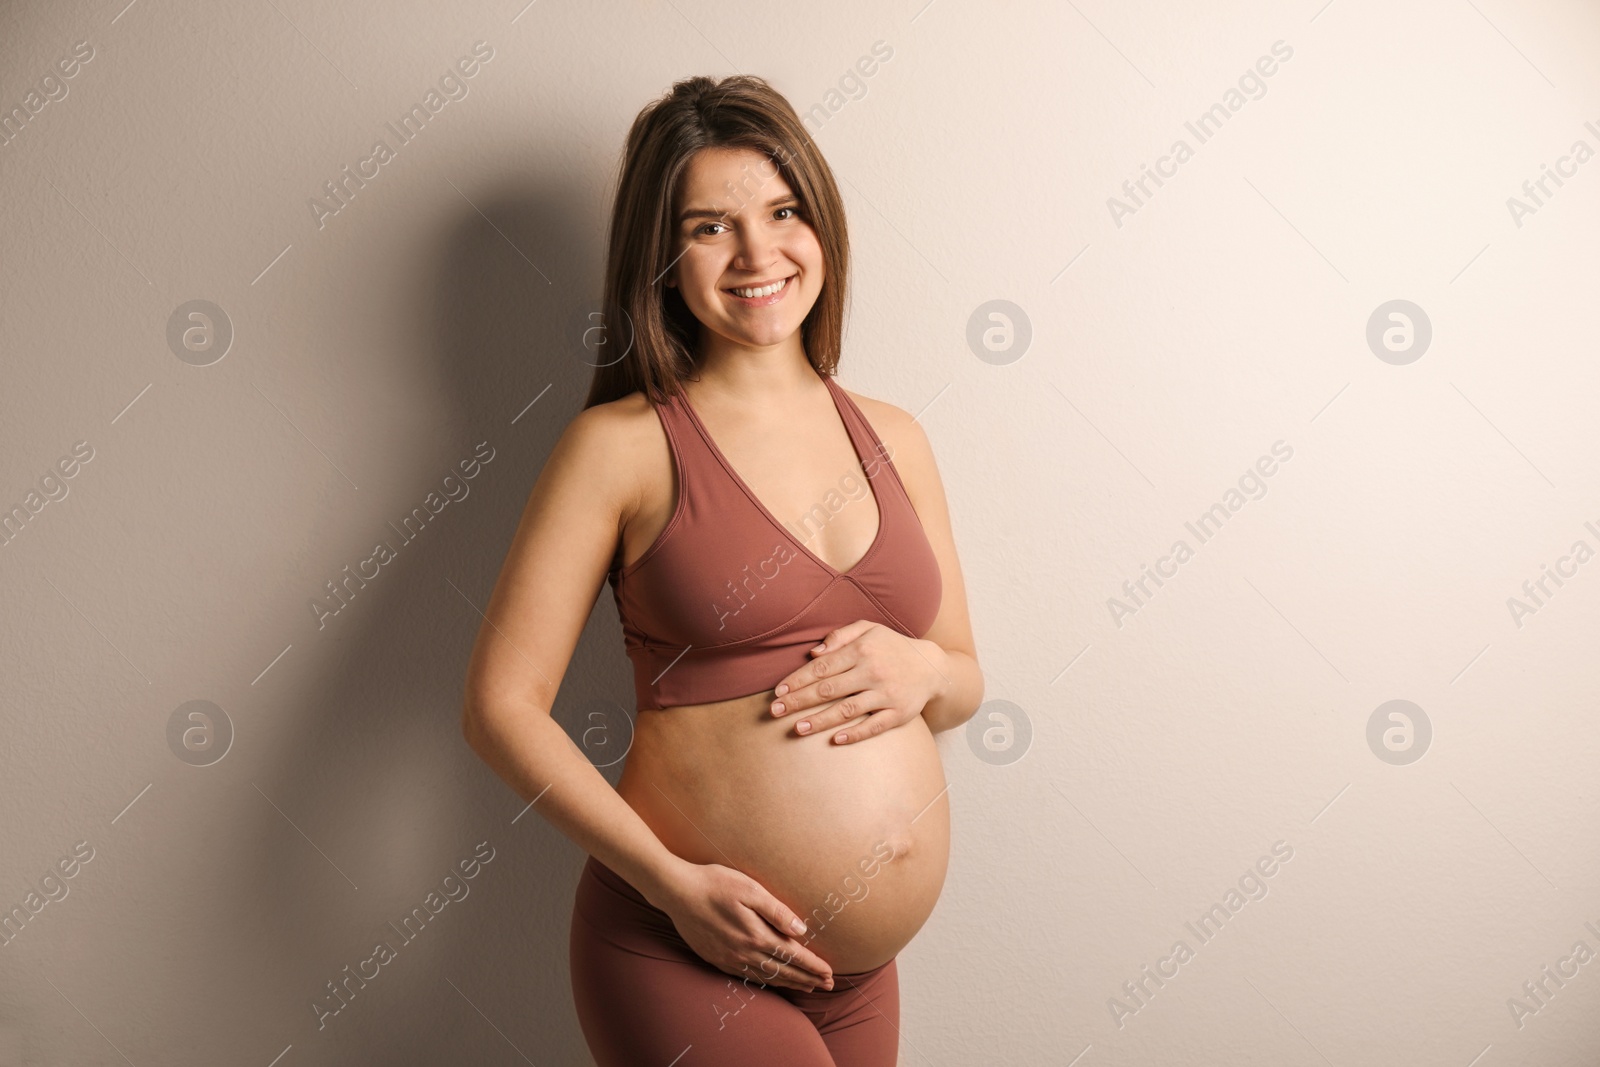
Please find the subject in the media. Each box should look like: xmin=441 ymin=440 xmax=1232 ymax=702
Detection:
xmin=616 ymin=690 xmax=952 ymax=975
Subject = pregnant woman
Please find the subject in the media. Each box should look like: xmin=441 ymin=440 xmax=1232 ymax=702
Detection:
xmin=462 ymin=74 xmax=982 ymax=1066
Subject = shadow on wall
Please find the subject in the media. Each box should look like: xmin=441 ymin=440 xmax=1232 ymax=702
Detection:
xmin=225 ymin=176 xmax=637 ymax=1064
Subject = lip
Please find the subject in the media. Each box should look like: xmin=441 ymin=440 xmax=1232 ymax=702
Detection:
xmin=722 ymin=273 xmax=796 ymax=308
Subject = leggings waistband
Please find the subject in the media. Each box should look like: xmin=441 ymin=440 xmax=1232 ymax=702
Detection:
xmin=586 ymin=854 xmax=652 ymax=906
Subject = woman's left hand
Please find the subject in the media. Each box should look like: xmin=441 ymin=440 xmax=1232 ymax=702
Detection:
xmin=768 ymin=620 xmax=946 ymax=745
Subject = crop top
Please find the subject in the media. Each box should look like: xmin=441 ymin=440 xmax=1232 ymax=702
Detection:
xmin=606 ymin=370 xmax=943 ymax=710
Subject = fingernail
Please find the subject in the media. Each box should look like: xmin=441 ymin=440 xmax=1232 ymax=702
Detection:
xmin=771 ymin=702 xmax=785 ymax=715
xmin=774 ymin=684 xmax=788 ymax=696
xmin=796 ymin=721 xmax=811 ymax=735
xmin=790 ymin=918 xmax=806 ymax=935
xmin=833 ymin=733 xmax=848 ymax=744
xmin=812 ymin=643 xmax=826 ymax=653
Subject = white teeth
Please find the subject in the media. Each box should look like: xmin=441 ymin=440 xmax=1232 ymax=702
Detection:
xmin=729 ymin=276 xmax=790 ymax=299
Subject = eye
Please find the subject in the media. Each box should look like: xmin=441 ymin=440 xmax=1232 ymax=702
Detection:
xmin=695 ymin=221 xmax=727 ymax=237
xmin=774 ymin=206 xmax=799 ymax=221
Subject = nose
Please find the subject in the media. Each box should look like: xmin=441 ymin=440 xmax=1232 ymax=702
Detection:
xmin=732 ymin=222 xmax=780 ymax=274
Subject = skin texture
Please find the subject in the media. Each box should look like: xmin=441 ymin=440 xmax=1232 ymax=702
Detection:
xmin=461 ymin=146 xmax=982 ymax=992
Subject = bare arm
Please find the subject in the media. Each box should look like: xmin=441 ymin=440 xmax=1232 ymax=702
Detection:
xmin=463 ymin=401 xmax=837 ymax=991
xmin=460 ymin=403 xmax=686 ymax=907
xmin=869 ymin=395 xmax=984 ymax=735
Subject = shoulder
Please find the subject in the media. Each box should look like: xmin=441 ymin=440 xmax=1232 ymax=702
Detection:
xmin=550 ymin=390 xmax=669 ymax=510
xmin=555 ymin=390 xmax=664 ymax=461
xmin=533 ymin=392 xmax=655 ymax=499
xmin=834 ymin=381 xmax=940 ymax=494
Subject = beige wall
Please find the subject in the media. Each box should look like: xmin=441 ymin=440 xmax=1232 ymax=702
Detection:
xmin=3 ymin=0 xmax=1599 ymax=1063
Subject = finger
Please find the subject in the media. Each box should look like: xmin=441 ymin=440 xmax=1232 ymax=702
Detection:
xmin=747 ymin=923 xmax=834 ymax=985
xmin=794 ymin=691 xmax=883 ymax=737
xmin=772 ymin=658 xmax=868 ymax=717
xmin=751 ymin=893 xmax=811 ymax=941
xmin=809 ymin=620 xmax=875 ymax=656
xmin=747 ymin=892 xmax=834 ymax=981
xmin=740 ymin=959 xmax=833 ymax=993
xmin=730 ymin=940 xmax=831 ymax=991
xmin=830 ymin=708 xmax=896 ymax=745
xmin=772 ymin=622 xmax=874 ymax=700
xmin=776 ymin=963 xmax=834 ymax=991
xmin=771 ymin=937 xmax=834 ymax=984
xmin=755 ymin=940 xmax=835 ymax=988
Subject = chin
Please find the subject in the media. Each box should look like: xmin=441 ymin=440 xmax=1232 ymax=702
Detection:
xmin=745 ymin=328 xmax=803 ymax=348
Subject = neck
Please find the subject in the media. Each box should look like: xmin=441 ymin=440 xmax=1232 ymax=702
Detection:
xmin=689 ymin=332 xmax=818 ymax=403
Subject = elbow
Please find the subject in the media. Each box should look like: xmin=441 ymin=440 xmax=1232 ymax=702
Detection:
xmin=460 ymin=690 xmax=499 ymax=755
xmin=461 ymin=687 xmax=550 ymax=755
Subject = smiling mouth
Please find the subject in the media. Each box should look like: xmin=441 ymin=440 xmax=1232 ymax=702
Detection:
xmin=723 ymin=274 xmax=795 ymax=299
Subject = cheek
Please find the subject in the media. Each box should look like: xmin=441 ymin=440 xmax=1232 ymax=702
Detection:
xmin=796 ymin=224 xmax=823 ymax=256
xmin=794 ymin=231 xmax=826 ymax=278
xmin=672 ymin=250 xmax=716 ymax=293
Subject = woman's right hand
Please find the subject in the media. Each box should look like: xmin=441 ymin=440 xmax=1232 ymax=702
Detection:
xmin=651 ymin=860 xmax=835 ymax=993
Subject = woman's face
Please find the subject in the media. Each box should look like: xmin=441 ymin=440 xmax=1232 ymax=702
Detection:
xmin=665 ymin=146 xmax=825 ymax=353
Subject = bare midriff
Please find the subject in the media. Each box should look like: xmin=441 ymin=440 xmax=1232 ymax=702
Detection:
xmin=616 ymin=688 xmax=951 ymax=975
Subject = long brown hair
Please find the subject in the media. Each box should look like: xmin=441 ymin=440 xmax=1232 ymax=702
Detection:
xmin=582 ymin=74 xmax=850 ymax=410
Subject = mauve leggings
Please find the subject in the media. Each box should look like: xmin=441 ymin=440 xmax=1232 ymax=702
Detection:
xmin=569 ymin=855 xmax=901 ymax=1066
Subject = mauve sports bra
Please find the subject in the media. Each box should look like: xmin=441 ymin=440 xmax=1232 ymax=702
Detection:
xmin=606 ymin=370 xmax=943 ymax=710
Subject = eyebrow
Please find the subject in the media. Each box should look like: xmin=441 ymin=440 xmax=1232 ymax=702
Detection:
xmin=678 ymin=194 xmax=799 ymax=225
